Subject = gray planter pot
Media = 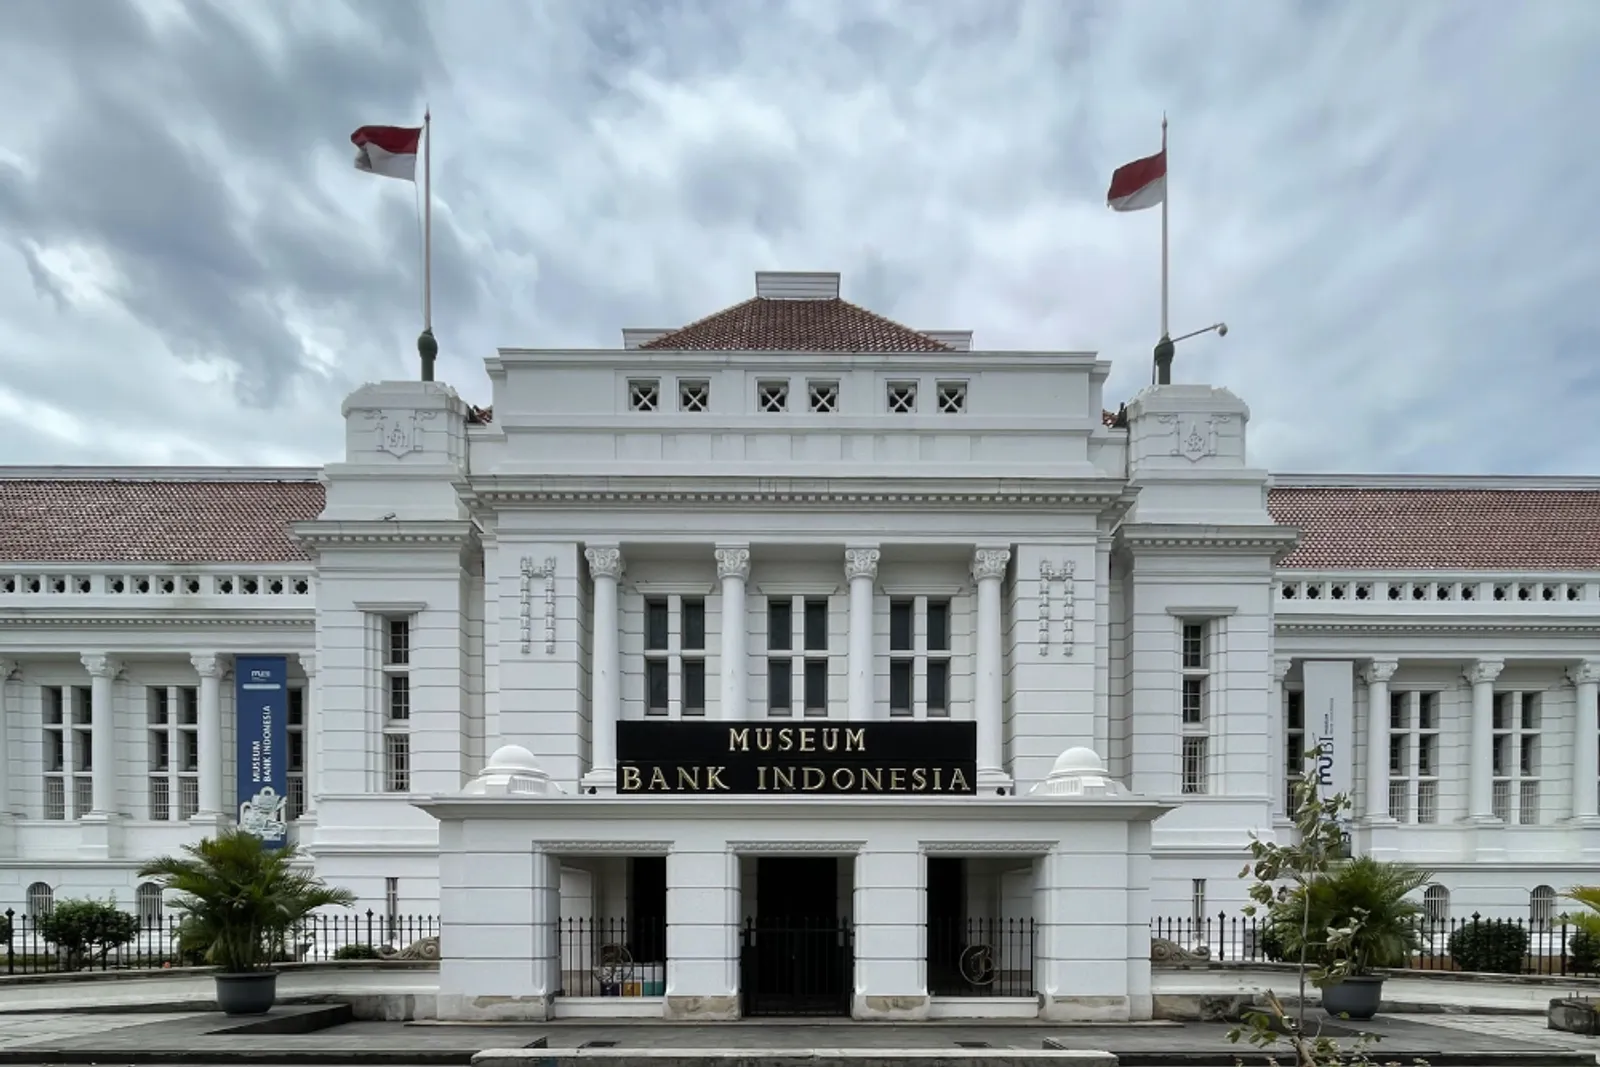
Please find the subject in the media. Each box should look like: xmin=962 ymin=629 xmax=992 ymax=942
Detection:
xmin=1320 ymin=974 xmax=1383 ymax=1020
xmin=215 ymin=971 xmax=278 ymax=1016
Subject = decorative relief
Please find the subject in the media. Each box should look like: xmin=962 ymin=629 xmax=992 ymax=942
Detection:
xmin=1150 ymin=936 xmax=1212 ymax=965
xmin=190 ymin=653 xmax=223 ymax=679
xmin=727 ymin=840 xmax=865 ymax=854
xmin=970 ymin=548 xmax=1010 ymax=584
xmin=1037 ymin=561 xmax=1076 ymax=656
xmin=1156 ymin=413 xmax=1231 ymax=463
xmin=921 ymin=840 xmax=1056 ymax=854
xmin=533 ymin=840 xmax=673 ymax=854
xmin=0 ymin=659 xmax=17 ymax=682
xmin=584 ymin=547 xmax=625 ymax=581
xmin=843 ymin=548 xmax=880 ymax=582
xmin=376 ymin=934 xmax=440 ymax=961
xmin=1569 ymin=661 xmax=1600 ymax=687
xmin=1463 ymin=659 xmax=1505 ymax=686
xmin=1361 ymin=659 xmax=1399 ymax=685
xmin=80 ymin=653 xmax=122 ymax=679
xmin=520 ymin=556 xmax=557 ymax=654
xmin=1271 ymin=657 xmax=1294 ymax=684
xmin=715 ymin=547 xmax=751 ymax=582
xmin=365 ymin=409 xmax=438 ymax=458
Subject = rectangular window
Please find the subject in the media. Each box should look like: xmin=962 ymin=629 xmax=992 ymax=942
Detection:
xmin=385 ymin=877 xmax=400 ymax=942
xmin=1284 ymin=688 xmax=1305 ymax=809
xmin=1180 ymin=621 xmax=1212 ymax=794
xmin=888 ymin=597 xmax=953 ymax=718
xmin=643 ymin=596 xmax=708 ymax=718
xmin=42 ymin=684 xmax=94 ymax=820
xmin=1492 ymin=691 xmax=1541 ymax=824
xmin=766 ymin=595 xmax=834 ymax=717
xmin=286 ymin=686 xmax=305 ymax=821
xmin=381 ymin=617 xmax=413 ymax=793
xmin=146 ymin=686 xmax=199 ymax=821
xmin=1387 ymin=691 xmax=1441 ymax=824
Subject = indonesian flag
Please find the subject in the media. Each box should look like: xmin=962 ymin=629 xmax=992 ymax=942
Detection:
xmin=1106 ymin=146 xmax=1167 ymax=212
xmin=351 ymin=125 xmax=422 ymax=182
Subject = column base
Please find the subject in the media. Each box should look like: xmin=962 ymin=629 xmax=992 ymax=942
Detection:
xmin=579 ymin=767 xmax=617 ymax=795
xmin=77 ymin=812 xmax=125 ymax=860
xmin=1566 ymin=815 xmax=1600 ymax=829
xmin=1457 ymin=813 xmax=1504 ymax=827
xmin=1459 ymin=815 xmax=1507 ymax=862
xmin=1039 ymin=994 xmax=1131 ymax=1023
xmin=976 ymin=768 xmax=1015 ymax=797
xmin=435 ymin=992 xmax=552 ymax=1022
xmin=663 ymin=995 xmax=739 ymax=1021
xmin=293 ymin=813 xmax=319 ymax=848
xmin=852 ymin=993 xmax=929 ymax=1021
xmin=0 ymin=813 xmax=14 ymax=855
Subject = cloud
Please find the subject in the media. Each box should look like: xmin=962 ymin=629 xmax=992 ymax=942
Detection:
xmin=0 ymin=0 xmax=1595 ymax=473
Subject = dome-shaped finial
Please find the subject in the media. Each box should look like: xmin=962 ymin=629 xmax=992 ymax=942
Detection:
xmin=418 ymin=327 xmax=438 ymax=382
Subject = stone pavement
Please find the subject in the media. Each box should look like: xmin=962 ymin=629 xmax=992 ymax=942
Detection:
xmin=0 ymin=1011 xmax=1595 ymax=1065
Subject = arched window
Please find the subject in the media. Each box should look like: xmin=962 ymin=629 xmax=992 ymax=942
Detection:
xmin=25 ymin=882 xmax=53 ymax=921
xmin=136 ymin=882 xmax=164 ymax=927
xmin=1531 ymin=884 xmax=1557 ymax=926
xmin=1423 ymin=884 xmax=1450 ymax=925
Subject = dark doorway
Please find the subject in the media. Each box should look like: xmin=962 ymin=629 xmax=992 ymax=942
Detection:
xmin=742 ymin=856 xmax=852 ymax=1017
xmin=627 ymin=856 xmax=667 ymax=963
xmin=926 ymin=857 xmax=967 ymax=994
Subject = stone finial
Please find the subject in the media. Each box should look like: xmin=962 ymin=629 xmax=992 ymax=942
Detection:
xmin=1030 ymin=746 xmax=1132 ymax=799
xmin=461 ymin=744 xmax=565 ymax=796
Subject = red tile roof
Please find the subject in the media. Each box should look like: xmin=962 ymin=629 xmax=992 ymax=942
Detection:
xmin=639 ymin=297 xmax=954 ymax=352
xmin=0 ymin=477 xmax=324 ymax=564
xmin=1269 ymin=487 xmax=1600 ymax=571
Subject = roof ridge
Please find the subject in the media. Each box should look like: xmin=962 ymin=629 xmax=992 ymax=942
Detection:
xmin=638 ymin=295 xmax=954 ymax=353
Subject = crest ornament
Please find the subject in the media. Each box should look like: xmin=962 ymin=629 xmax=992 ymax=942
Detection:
xmin=366 ymin=409 xmax=437 ymax=458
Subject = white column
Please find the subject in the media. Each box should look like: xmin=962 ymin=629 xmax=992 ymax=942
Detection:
xmin=80 ymin=654 xmax=121 ymax=816
xmin=1569 ymin=660 xmax=1600 ymax=823
xmin=583 ymin=545 xmax=624 ymax=791
xmin=1361 ymin=659 xmax=1398 ymax=822
xmin=715 ymin=545 xmax=750 ymax=720
xmin=1464 ymin=659 xmax=1503 ymax=822
xmin=298 ymin=652 xmax=319 ymax=819
xmin=845 ymin=547 xmax=880 ymax=722
xmin=190 ymin=653 xmax=225 ymax=818
xmin=0 ymin=659 xmax=15 ymax=822
xmin=1270 ymin=656 xmax=1292 ymax=818
xmin=971 ymin=547 xmax=1010 ymax=791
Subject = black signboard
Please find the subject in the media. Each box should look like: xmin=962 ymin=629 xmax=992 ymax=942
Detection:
xmin=616 ymin=720 xmax=977 ymax=796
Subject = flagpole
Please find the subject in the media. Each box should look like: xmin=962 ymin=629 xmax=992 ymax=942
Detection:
xmin=1159 ymin=113 xmax=1169 ymax=341
xmin=418 ymin=109 xmax=436 ymax=382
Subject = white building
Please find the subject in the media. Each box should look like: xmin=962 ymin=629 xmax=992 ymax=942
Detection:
xmin=2 ymin=270 xmax=1598 ymax=1020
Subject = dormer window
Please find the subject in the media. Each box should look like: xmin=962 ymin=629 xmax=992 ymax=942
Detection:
xmin=886 ymin=381 xmax=918 ymax=414
xmin=628 ymin=379 xmax=660 ymax=412
xmin=757 ymin=380 xmax=789 ymax=413
xmin=679 ymin=380 xmax=710 ymax=412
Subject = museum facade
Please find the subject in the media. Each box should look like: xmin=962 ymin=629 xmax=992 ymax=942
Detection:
xmin=3 ymin=270 xmax=1599 ymax=1020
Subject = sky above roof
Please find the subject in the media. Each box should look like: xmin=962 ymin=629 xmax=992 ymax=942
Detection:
xmin=1 ymin=0 xmax=1596 ymax=474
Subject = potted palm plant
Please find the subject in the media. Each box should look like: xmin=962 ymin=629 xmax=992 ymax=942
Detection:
xmin=137 ymin=828 xmax=355 ymax=1015
xmin=1270 ymin=854 xmax=1432 ymax=1020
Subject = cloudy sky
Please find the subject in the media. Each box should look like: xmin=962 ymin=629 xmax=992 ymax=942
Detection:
xmin=1 ymin=0 xmax=1596 ymax=474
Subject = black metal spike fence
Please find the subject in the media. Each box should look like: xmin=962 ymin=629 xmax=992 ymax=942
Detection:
xmin=1152 ymin=910 xmax=1600 ymax=977
xmin=927 ymin=917 xmax=1037 ymax=997
xmin=557 ymin=917 xmax=668 ymax=996
xmin=2 ymin=908 xmax=439 ymax=975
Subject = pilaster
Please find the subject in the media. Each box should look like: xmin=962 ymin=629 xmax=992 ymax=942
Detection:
xmin=437 ymin=837 xmax=559 ymax=1021
xmin=0 ymin=659 xmax=16 ymax=853
xmin=665 ymin=846 xmax=740 ymax=1020
xmin=852 ymin=847 xmax=927 ymax=1020
xmin=297 ymin=652 xmax=320 ymax=831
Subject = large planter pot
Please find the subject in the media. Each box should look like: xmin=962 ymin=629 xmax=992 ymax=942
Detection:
xmin=214 ymin=971 xmax=278 ymax=1016
xmin=1320 ymin=975 xmax=1384 ymax=1020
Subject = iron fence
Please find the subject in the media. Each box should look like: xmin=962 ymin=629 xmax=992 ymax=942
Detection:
xmin=1152 ymin=910 xmax=1600 ymax=977
xmin=927 ymin=917 xmax=1037 ymax=997
xmin=2 ymin=908 xmax=438 ymax=975
xmin=557 ymin=916 xmax=668 ymax=996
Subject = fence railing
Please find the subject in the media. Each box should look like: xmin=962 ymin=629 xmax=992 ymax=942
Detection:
xmin=558 ymin=916 xmax=667 ymax=997
xmin=3 ymin=908 xmax=439 ymax=975
xmin=1152 ymin=911 xmax=1600 ymax=977
xmin=927 ymin=917 xmax=1036 ymax=997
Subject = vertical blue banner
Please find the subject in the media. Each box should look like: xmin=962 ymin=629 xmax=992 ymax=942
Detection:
xmin=235 ymin=655 xmax=289 ymax=848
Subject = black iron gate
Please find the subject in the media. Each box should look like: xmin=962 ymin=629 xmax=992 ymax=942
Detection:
xmin=740 ymin=916 xmax=853 ymax=1017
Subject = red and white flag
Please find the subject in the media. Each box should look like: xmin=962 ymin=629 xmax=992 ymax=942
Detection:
xmin=351 ymin=125 xmax=422 ymax=182
xmin=1106 ymin=146 xmax=1167 ymax=212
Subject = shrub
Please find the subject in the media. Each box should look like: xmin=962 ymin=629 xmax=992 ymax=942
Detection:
xmin=1447 ymin=917 xmax=1529 ymax=974
xmin=1569 ymin=926 xmax=1600 ymax=974
xmin=334 ymin=943 xmax=381 ymax=961
xmin=1256 ymin=922 xmax=1288 ymax=963
xmin=34 ymin=898 xmax=141 ymax=970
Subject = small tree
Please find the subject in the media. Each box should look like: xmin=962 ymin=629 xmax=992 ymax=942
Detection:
xmin=34 ymin=898 xmax=140 ymax=970
xmin=1227 ymin=746 xmax=1393 ymax=1066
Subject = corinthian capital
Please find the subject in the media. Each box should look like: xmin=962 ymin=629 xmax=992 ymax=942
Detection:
xmin=971 ymin=548 xmax=1011 ymax=583
xmin=1463 ymin=659 xmax=1504 ymax=686
xmin=80 ymin=653 xmax=122 ymax=679
xmin=0 ymin=659 xmax=18 ymax=682
xmin=1569 ymin=660 xmax=1600 ymax=687
xmin=190 ymin=653 xmax=224 ymax=679
xmin=1361 ymin=659 xmax=1399 ymax=685
xmin=844 ymin=548 xmax=880 ymax=582
xmin=584 ymin=546 xmax=624 ymax=580
xmin=715 ymin=546 xmax=751 ymax=582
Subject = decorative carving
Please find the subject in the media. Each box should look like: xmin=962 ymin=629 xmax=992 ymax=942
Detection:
xmin=958 ymin=943 xmax=997 ymax=986
xmin=533 ymin=840 xmax=673 ymax=854
xmin=1570 ymin=661 xmax=1600 ymax=688
xmin=921 ymin=840 xmax=1056 ymax=854
xmin=1361 ymin=659 xmax=1399 ymax=685
xmin=1463 ymin=659 xmax=1505 ymax=686
xmin=1150 ymin=936 xmax=1212 ymax=965
xmin=80 ymin=653 xmax=122 ymax=679
xmin=843 ymin=548 xmax=880 ymax=582
xmin=584 ymin=547 xmax=624 ymax=581
xmin=1271 ymin=657 xmax=1294 ymax=684
xmin=520 ymin=556 xmax=557 ymax=654
xmin=297 ymin=652 xmax=317 ymax=677
xmin=365 ymin=409 xmax=437 ymax=458
xmin=377 ymin=935 xmax=440 ymax=961
xmin=0 ymin=659 xmax=18 ymax=682
xmin=715 ymin=547 xmax=751 ymax=582
xmin=727 ymin=840 xmax=865 ymax=854
xmin=190 ymin=653 xmax=224 ymax=679
xmin=1157 ymin=413 xmax=1231 ymax=463
xmin=970 ymin=548 xmax=1010 ymax=584
xmin=1038 ymin=561 xmax=1076 ymax=656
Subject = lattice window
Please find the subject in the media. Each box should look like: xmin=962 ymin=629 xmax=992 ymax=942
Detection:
xmin=42 ymin=685 xmax=92 ymax=820
xmin=766 ymin=596 xmax=832 ymax=717
xmin=136 ymin=882 xmax=163 ymax=926
xmin=146 ymin=686 xmax=199 ymax=821
xmin=1492 ymin=691 xmax=1540 ymax=824
xmin=886 ymin=381 xmax=918 ymax=413
xmin=380 ymin=617 xmax=412 ymax=793
xmin=1423 ymin=884 xmax=1450 ymax=924
xmin=286 ymin=686 xmax=305 ymax=820
xmin=1180 ymin=621 xmax=1212 ymax=795
xmin=1388 ymin=691 xmax=1441 ymax=823
xmin=807 ymin=380 xmax=839 ymax=413
xmin=678 ymin=379 xmax=710 ymax=412
xmin=644 ymin=596 xmax=707 ymax=718
xmin=756 ymin=380 xmax=790 ymax=413
xmin=627 ymin=379 xmax=660 ymax=412
xmin=935 ymin=381 xmax=967 ymax=414
xmin=1285 ymin=688 xmax=1305 ymax=808
xmin=1531 ymin=884 xmax=1557 ymax=925
xmin=26 ymin=882 xmax=53 ymax=920
xmin=888 ymin=598 xmax=952 ymax=718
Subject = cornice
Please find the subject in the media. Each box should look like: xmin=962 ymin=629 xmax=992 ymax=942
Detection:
xmin=1276 ymin=617 xmax=1600 ymax=636
xmin=1115 ymin=523 xmax=1301 ymax=558
xmin=414 ymin=794 xmax=1175 ymax=823
xmin=0 ymin=613 xmax=311 ymax=629
xmin=290 ymin=519 xmax=479 ymax=553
